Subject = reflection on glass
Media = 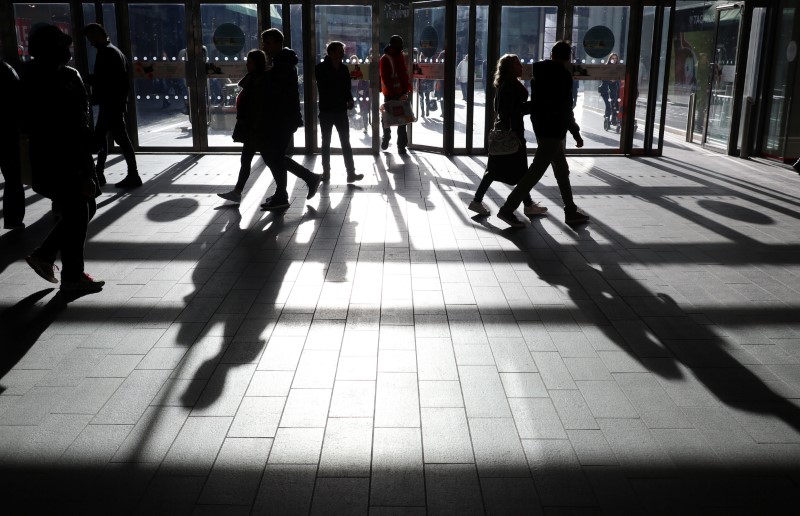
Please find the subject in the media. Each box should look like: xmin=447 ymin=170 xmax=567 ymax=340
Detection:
xmin=14 ymin=4 xmax=72 ymax=62
xmin=454 ymin=5 xmax=469 ymax=149
xmin=290 ymin=4 xmax=305 ymax=149
xmin=202 ymin=4 xmax=259 ymax=147
xmin=762 ymin=8 xmax=793 ymax=153
xmin=473 ymin=5 xmax=489 ymax=151
xmin=499 ymin=6 xmax=558 ymax=147
xmin=655 ymin=7 xmax=671 ymax=150
xmin=632 ymin=6 xmax=656 ymax=150
xmin=129 ymin=4 xmax=189 ymax=147
xmin=705 ymin=8 xmax=742 ymax=149
xmin=572 ymin=6 xmax=630 ymax=150
xmin=314 ymin=5 xmax=373 ymax=150
xmin=411 ymin=5 xmax=445 ymax=149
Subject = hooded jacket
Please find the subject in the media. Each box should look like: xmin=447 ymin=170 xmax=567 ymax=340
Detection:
xmin=379 ymin=45 xmax=411 ymax=97
xmin=22 ymin=62 xmax=96 ymax=199
xmin=253 ymin=47 xmax=303 ymax=145
xmin=529 ymin=59 xmax=581 ymax=140
xmin=314 ymin=55 xmax=353 ymax=112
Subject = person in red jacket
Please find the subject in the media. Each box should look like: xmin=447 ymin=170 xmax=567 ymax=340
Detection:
xmin=379 ymin=35 xmax=412 ymax=154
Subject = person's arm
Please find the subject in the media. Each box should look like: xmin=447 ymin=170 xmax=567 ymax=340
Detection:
xmin=342 ymin=66 xmax=354 ymax=109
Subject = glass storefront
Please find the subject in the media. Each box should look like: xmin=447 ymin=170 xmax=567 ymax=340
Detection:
xmin=3 ymin=1 xmax=790 ymax=161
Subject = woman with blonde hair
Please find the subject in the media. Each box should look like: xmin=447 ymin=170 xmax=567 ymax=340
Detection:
xmin=468 ymin=54 xmax=546 ymax=216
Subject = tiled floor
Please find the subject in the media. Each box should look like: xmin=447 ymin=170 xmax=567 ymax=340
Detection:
xmin=1 ymin=138 xmax=800 ymax=514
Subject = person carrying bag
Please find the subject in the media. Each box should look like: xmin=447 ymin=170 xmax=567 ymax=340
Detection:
xmin=379 ymin=35 xmax=414 ymax=154
xmin=468 ymin=54 xmax=547 ymax=217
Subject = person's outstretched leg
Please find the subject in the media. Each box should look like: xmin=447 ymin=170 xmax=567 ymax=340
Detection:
xmin=334 ymin=111 xmax=360 ymax=181
xmin=497 ymin=138 xmax=559 ymax=227
xmin=469 ymin=170 xmax=495 ymax=215
xmin=397 ymin=124 xmax=408 ymax=153
xmin=550 ymin=143 xmax=588 ymax=224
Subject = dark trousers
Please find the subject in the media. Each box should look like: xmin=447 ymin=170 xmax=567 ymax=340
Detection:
xmin=34 ymin=196 xmax=97 ymax=279
xmin=460 ymin=82 xmax=468 ymax=100
xmin=381 ymin=94 xmax=408 ymax=149
xmin=95 ymin=107 xmax=137 ymax=176
xmin=0 ymin=138 xmax=24 ymax=225
xmin=263 ymin=132 xmax=316 ymax=202
xmin=502 ymin=138 xmax=576 ymax=213
xmin=474 ymin=172 xmax=533 ymax=207
xmin=320 ymin=110 xmax=355 ymax=174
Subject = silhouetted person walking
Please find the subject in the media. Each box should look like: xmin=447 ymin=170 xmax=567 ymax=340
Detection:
xmin=0 ymin=59 xmax=24 ymax=230
xmin=379 ymin=35 xmax=412 ymax=154
xmin=84 ymin=23 xmax=140 ymax=189
xmin=497 ymin=41 xmax=589 ymax=228
xmin=22 ymin=24 xmax=104 ymax=292
xmin=315 ymin=41 xmax=363 ymax=184
xmin=217 ymin=49 xmax=269 ymax=204
xmin=258 ymin=29 xmax=322 ymax=211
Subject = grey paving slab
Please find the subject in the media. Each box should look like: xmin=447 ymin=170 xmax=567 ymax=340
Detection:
xmin=459 ymin=365 xmax=511 ymax=418
xmin=159 ymin=415 xmax=232 ymax=476
xmin=480 ymin=477 xmax=543 ymax=516
xmin=375 ymin=372 xmax=419 ymax=427
xmin=521 ymin=439 xmax=597 ymax=507
xmin=92 ymin=369 xmax=171 ymax=425
xmin=318 ymin=417 xmax=373 ymax=477
xmin=371 ymin=428 xmax=425 ymax=507
xmin=310 ymin=477 xmax=370 ymax=515
xmin=421 ymin=407 xmax=474 ymax=463
xmin=112 ymin=406 xmax=191 ymax=463
xmin=469 ymin=417 xmax=528 ymax=477
xmin=279 ymin=388 xmax=331 ymax=427
xmin=198 ymin=437 xmax=272 ymax=505
xmin=424 ymin=464 xmax=484 ymax=516
xmin=509 ymin=397 xmax=568 ymax=439
xmin=229 ymin=396 xmax=285 ymax=438
xmin=252 ymin=464 xmax=317 ymax=515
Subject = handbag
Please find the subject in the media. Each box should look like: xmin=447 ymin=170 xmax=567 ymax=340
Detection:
xmin=427 ymin=98 xmax=438 ymax=112
xmin=488 ymin=83 xmax=520 ymax=156
xmin=488 ymin=128 xmax=519 ymax=156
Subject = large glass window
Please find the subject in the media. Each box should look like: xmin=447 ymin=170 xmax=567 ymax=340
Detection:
xmin=411 ymin=5 xmax=446 ymax=150
xmin=128 ymin=4 xmax=190 ymax=147
xmin=14 ymin=3 xmax=73 ymax=62
xmin=472 ymin=4 xmax=489 ymax=151
xmin=572 ymin=5 xmax=631 ymax=150
xmin=762 ymin=8 xmax=793 ymax=155
xmin=314 ymin=5 xmax=373 ymax=150
xmin=201 ymin=3 xmax=259 ymax=147
xmin=632 ymin=6 xmax=656 ymax=151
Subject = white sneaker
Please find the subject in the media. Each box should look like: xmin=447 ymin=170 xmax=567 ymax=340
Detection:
xmin=217 ymin=190 xmax=242 ymax=203
xmin=468 ymin=201 xmax=490 ymax=215
xmin=524 ymin=203 xmax=548 ymax=216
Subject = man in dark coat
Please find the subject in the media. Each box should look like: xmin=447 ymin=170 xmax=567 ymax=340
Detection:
xmin=84 ymin=23 xmax=140 ymax=188
xmin=22 ymin=24 xmax=104 ymax=292
xmin=315 ymin=41 xmax=363 ymax=183
xmin=497 ymin=41 xmax=589 ymax=228
xmin=257 ymin=28 xmax=322 ymax=211
xmin=0 ymin=59 xmax=24 ymax=229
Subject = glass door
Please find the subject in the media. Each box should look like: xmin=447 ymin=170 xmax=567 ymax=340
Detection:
xmin=410 ymin=1 xmax=447 ymax=151
xmin=571 ymin=4 xmax=632 ymax=151
xmin=201 ymin=3 xmax=259 ymax=149
xmin=702 ymin=4 xmax=743 ymax=151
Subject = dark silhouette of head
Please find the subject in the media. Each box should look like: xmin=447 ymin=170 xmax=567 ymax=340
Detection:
xmin=550 ymin=41 xmax=572 ymax=62
xmin=28 ymin=24 xmax=72 ymax=66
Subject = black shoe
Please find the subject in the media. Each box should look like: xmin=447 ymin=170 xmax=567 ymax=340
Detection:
xmin=261 ymin=197 xmax=290 ymax=211
xmin=346 ymin=171 xmax=364 ymax=183
xmin=398 ymin=147 xmax=408 ymax=155
xmin=321 ymin=171 xmax=331 ymax=182
xmin=497 ymin=208 xmax=525 ymax=228
xmin=115 ymin=175 xmax=142 ymax=188
xmin=381 ymin=139 xmax=390 ymax=151
xmin=4 ymin=221 xmax=25 ymax=230
xmin=793 ymin=159 xmax=800 ymax=173
xmin=565 ymin=209 xmax=590 ymax=225
xmin=307 ymin=174 xmax=322 ymax=200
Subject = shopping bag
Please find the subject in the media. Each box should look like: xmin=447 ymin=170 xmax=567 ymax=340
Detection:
xmin=380 ymin=99 xmax=416 ymax=128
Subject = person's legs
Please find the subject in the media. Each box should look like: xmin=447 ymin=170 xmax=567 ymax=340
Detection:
xmin=473 ymin=171 xmax=495 ymax=203
xmin=382 ymin=123 xmax=392 ymax=149
xmin=263 ymin=134 xmax=291 ymax=203
xmin=234 ymin=142 xmax=257 ymax=191
xmin=0 ymin=140 xmax=24 ymax=227
xmin=601 ymin=92 xmax=611 ymax=119
xmin=319 ymin=111 xmax=334 ymax=176
xmin=108 ymin=111 xmax=138 ymax=175
xmin=94 ymin=111 xmax=110 ymax=177
xmin=460 ymin=82 xmax=468 ymax=100
xmin=333 ymin=111 xmax=356 ymax=174
xmin=397 ymin=124 xmax=408 ymax=151
xmin=550 ymin=143 xmax=577 ymax=213
xmin=501 ymin=138 xmax=559 ymax=213
xmin=59 ymin=197 xmax=96 ymax=280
